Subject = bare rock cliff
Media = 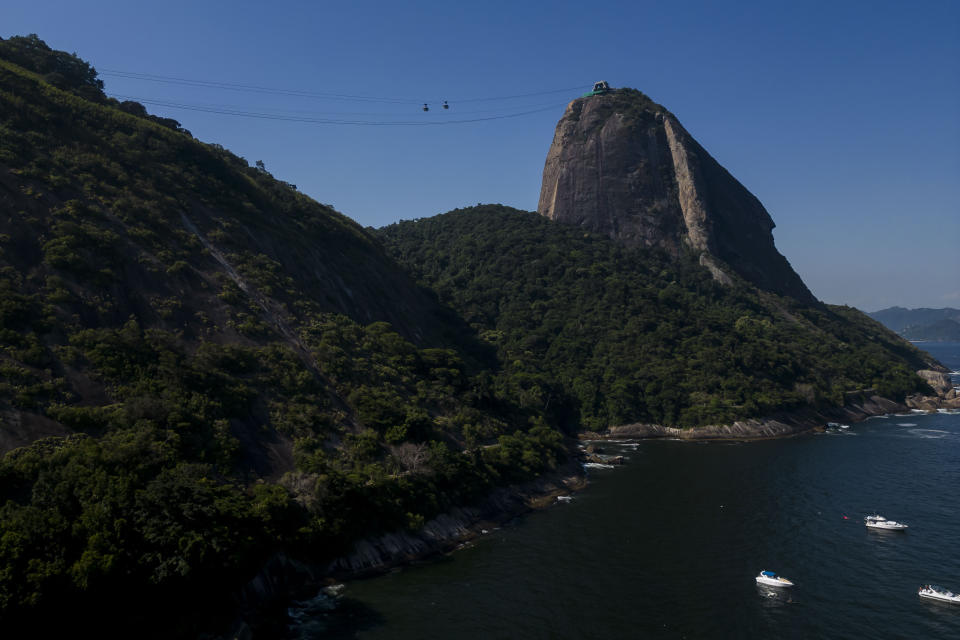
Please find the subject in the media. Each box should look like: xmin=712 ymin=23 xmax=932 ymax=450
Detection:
xmin=538 ymin=89 xmax=814 ymax=302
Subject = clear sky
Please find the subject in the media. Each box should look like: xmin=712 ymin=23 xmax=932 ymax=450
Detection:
xmin=4 ymin=0 xmax=959 ymax=311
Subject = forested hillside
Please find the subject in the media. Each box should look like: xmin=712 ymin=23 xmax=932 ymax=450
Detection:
xmin=378 ymin=205 xmax=934 ymax=430
xmin=0 ymin=34 xmax=942 ymax=637
xmin=0 ymin=36 xmax=563 ymax=635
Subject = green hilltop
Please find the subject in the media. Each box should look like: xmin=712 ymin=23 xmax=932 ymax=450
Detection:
xmin=0 ymin=34 xmax=942 ymax=635
xmin=377 ymin=205 xmax=933 ymax=431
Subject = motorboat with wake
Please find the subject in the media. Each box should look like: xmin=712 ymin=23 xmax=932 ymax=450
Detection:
xmin=865 ymin=515 xmax=908 ymax=530
xmin=918 ymin=585 xmax=960 ymax=604
xmin=755 ymin=571 xmax=793 ymax=587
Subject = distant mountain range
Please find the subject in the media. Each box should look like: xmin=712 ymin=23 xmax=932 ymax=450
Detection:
xmin=868 ymin=307 xmax=960 ymax=341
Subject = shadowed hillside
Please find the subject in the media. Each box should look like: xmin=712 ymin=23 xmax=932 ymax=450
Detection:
xmin=0 ymin=36 xmax=562 ymax=635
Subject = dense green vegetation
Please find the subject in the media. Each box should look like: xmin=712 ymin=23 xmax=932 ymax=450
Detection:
xmin=0 ymin=34 xmax=937 ymax=636
xmin=378 ymin=205 xmax=933 ymax=430
xmin=0 ymin=37 xmax=563 ymax=635
xmin=0 ymin=318 xmax=563 ymax=633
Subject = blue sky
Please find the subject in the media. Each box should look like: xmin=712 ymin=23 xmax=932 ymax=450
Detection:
xmin=4 ymin=0 xmax=959 ymax=311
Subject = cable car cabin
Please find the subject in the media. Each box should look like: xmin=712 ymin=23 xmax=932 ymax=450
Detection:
xmin=582 ymin=80 xmax=612 ymax=97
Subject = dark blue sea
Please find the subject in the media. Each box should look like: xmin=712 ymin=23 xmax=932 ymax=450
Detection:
xmin=290 ymin=342 xmax=960 ymax=638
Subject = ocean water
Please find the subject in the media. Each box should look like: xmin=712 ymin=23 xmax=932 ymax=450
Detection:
xmin=290 ymin=343 xmax=960 ymax=639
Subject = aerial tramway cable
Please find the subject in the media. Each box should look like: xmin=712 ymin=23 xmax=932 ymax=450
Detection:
xmin=100 ymin=68 xmax=590 ymax=110
xmin=109 ymin=94 xmax=567 ymax=118
xmin=109 ymin=93 xmax=571 ymax=126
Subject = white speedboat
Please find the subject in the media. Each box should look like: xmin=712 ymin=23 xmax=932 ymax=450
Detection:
xmin=865 ymin=515 xmax=908 ymax=530
xmin=756 ymin=571 xmax=794 ymax=587
xmin=919 ymin=585 xmax=960 ymax=604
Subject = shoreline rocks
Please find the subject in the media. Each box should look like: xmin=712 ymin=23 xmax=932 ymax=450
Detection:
xmin=583 ymin=453 xmax=626 ymax=465
xmin=229 ymin=461 xmax=587 ymax=636
xmin=907 ymin=369 xmax=960 ymax=411
xmin=325 ymin=460 xmax=587 ymax=578
xmin=579 ymin=393 xmax=910 ymax=442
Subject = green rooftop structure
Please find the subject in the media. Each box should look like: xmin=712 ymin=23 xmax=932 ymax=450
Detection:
xmin=582 ymin=80 xmax=612 ymax=97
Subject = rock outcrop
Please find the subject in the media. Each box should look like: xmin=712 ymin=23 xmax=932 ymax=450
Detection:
xmin=538 ymin=88 xmax=814 ymax=302
xmin=917 ymin=369 xmax=954 ymax=396
xmin=906 ymin=369 xmax=960 ymax=410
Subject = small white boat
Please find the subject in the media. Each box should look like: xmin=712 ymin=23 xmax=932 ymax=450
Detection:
xmin=756 ymin=570 xmax=794 ymax=588
xmin=919 ymin=585 xmax=960 ymax=604
xmin=865 ymin=515 xmax=908 ymax=530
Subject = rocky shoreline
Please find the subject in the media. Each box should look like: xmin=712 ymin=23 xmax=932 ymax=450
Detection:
xmin=230 ymin=377 xmax=959 ymax=637
xmin=907 ymin=369 xmax=960 ymax=412
xmin=579 ymin=370 xmax=959 ymax=442
xmin=229 ymin=461 xmax=587 ymax=638
xmin=324 ymin=460 xmax=587 ymax=579
xmin=580 ymin=392 xmax=909 ymax=442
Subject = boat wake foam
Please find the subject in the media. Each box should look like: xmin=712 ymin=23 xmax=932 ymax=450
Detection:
xmin=907 ymin=428 xmax=950 ymax=439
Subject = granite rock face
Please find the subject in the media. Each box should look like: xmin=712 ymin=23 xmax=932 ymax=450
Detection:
xmin=538 ymin=89 xmax=814 ymax=302
xmin=917 ymin=369 xmax=953 ymax=396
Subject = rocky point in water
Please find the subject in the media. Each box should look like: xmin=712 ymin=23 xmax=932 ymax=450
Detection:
xmin=538 ymin=86 xmax=814 ymax=303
